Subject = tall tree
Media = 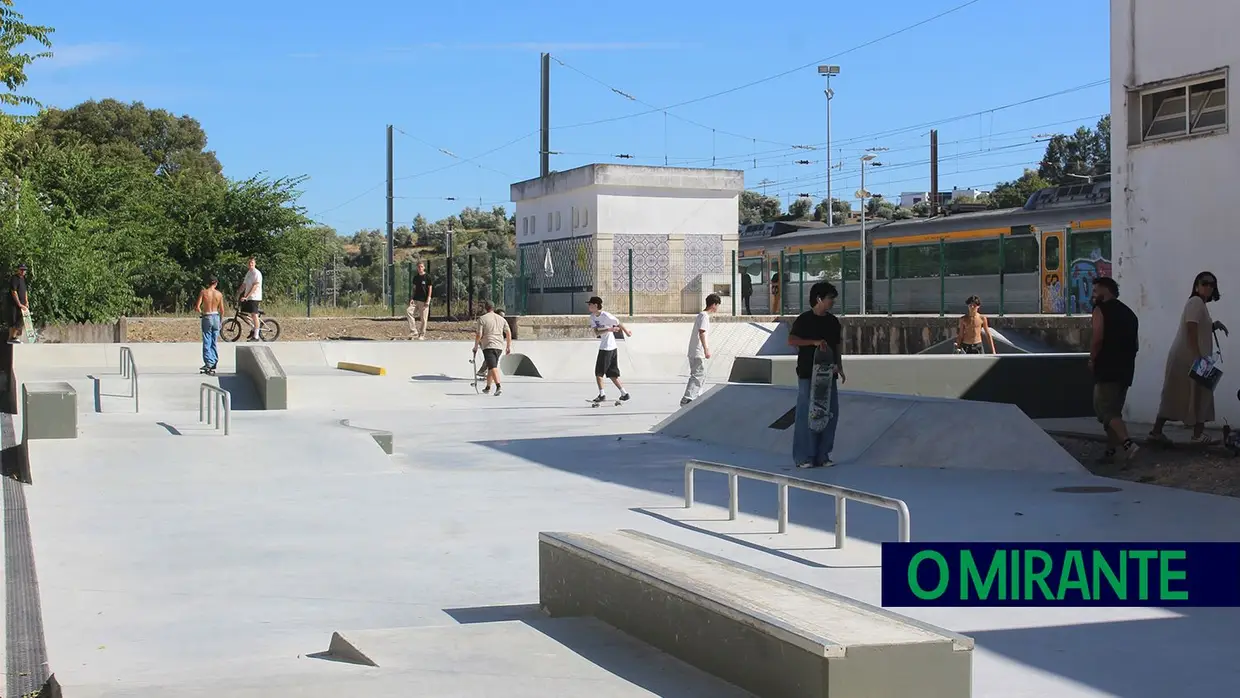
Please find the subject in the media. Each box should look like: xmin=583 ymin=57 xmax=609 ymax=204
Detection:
xmin=989 ymin=169 xmax=1052 ymax=209
xmin=785 ymin=196 xmax=812 ymax=220
xmin=0 ymin=0 xmax=52 ymax=115
xmin=1037 ymin=116 xmax=1110 ymax=185
xmin=739 ymin=190 xmax=781 ymax=225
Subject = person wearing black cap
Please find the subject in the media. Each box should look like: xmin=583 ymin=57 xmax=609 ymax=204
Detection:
xmin=7 ymin=263 xmax=28 ymax=343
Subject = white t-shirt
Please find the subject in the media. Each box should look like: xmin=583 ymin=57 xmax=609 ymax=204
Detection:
xmin=242 ymin=268 xmax=263 ymax=301
xmin=591 ymin=311 xmax=620 ymax=351
xmin=688 ymin=311 xmax=711 ymax=359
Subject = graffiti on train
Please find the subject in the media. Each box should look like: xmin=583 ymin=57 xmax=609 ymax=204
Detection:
xmin=1067 ymin=249 xmax=1112 ymax=313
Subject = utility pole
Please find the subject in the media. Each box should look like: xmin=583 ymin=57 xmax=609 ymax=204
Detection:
xmin=817 ymin=65 xmax=840 ymax=227
xmin=540 ymin=53 xmax=551 ymax=177
xmin=929 ymin=129 xmax=939 ymax=217
xmin=386 ymin=124 xmax=395 ymax=315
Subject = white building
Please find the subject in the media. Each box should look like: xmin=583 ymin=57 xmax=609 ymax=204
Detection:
xmin=1111 ymin=0 xmax=1237 ymax=425
xmin=511 ymin=164 xmax=744 ymax=315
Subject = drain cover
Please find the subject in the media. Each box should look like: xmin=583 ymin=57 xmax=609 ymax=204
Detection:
xmin=1053 ymin=485 xmax=1122 ymax=494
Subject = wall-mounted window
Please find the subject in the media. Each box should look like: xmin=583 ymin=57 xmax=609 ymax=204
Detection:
xmin=555 ymin=211 xmax=561 ymax=231
xmin=1130 ymin=70 xmax=1227 ymax=145
xmin=547 ymin=213 xmax=552 ymax=232
xmin=522 ymin=217 xmax=528 ymax=236
xmin=572 ymin=207 xmax=579 ymax=229
xmin=582 ymin=207 xmax=589 ymax=228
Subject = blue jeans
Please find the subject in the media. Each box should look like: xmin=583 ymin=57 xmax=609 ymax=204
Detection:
xmin=794 ymin=376 xmax=840 ymax=466
xmin=201 ymin=314 xmax=220 ymax=367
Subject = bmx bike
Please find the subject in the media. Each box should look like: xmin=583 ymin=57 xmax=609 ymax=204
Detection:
xmin=221 ymin=303 xmax=281 ymax=342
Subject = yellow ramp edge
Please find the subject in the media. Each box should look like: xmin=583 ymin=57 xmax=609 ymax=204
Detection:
xmin=336 ymin=362 xmax=386 ymax=376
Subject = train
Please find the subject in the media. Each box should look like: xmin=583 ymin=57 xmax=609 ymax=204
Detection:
xmin=738 ymin=181 xmax=1113 ymax=315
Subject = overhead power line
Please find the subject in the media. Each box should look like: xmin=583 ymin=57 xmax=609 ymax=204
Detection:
xmin=550 ymin=0 xmax=989 ymax=133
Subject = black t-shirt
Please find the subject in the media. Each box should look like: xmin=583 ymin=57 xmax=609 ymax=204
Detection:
xmin=411 ymin=273 xmax=430 ymax=302
xmin=1094 ymin=297 xmax=1139 ymax=386
xmin=790 ymin=310 xmax=842 ymax=380
xmin=9 ymin=274 xmax=26 ymax=307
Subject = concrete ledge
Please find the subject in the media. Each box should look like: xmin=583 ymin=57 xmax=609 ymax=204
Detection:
xmin=236 ymin=345 xmax=287 ymax=410
xmin=21 ymin=382 xmax=77 ymax=440
xmin=499 ymin=352 xmax=542 ymax=378
xmin=539 ymin=529 xmax=972 ymax=698
xmin=729 ymin=353 xmax=1092 ymax=419
xmin=336 ymin=361 xmax=387 ymax=376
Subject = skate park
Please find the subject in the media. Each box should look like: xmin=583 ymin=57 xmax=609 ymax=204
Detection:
xmin=4 ymin=326 xmax=1240 ymax=697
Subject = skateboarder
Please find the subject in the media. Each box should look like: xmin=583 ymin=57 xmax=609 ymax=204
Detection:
xmin=194 ymin=274 xmax=225 ymax=374
xmin=473 ymin=301 xmax=511 ymax=395
xmin=787 ymin=281 xmax=845 ymax=468
xmin=681 ymin=293 xmax=720 ymax=406
xmin=955 ymin=296 xmax=996 ymax=354
xmin=1089 ymin=276 xmax=1140 ymax=463
xmin=7 ymin=263 xmax=28 ymax=344
xmin=407 ymin=261 xmax=432 ymax=340
xmin=587 ymin=296 xmax=632 ymax=404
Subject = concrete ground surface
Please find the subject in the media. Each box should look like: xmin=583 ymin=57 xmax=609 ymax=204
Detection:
xmin=6 ymin=341 xmax=1240 ymax=697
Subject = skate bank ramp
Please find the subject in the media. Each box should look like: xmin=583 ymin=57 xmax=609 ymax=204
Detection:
xmin=653 ymin=384 xmax=1086 ymax=475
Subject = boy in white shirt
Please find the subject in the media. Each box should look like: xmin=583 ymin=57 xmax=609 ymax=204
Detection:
xmin=237 ymin=257 xmax=264 ymax=341
xmin=681 ymin=293 xmax=720 ymax=406
xmin=587 ymin=296 xmax=632 ymax=404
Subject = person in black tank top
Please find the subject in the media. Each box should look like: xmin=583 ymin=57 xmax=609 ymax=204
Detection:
xmin=1089 ymin=276 xmax=1140 ymax=464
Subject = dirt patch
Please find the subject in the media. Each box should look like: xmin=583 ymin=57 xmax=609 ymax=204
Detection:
xmin=123 ymin=317 xmax=478 ymax=343
xmin=1054 ymin=435 xmax=1240 ymax=498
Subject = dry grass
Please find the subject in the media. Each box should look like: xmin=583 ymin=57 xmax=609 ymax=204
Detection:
xmin=1055 ymin=435 xmax=1240 ymax=498
xmin=124 ymin=316 xmax=479 ymax=342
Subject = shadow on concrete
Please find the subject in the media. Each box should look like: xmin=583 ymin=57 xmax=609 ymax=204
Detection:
xmin=442 ymin=604 xmax=746 ymax=697
xmin=500 ymin=352 xmax=542 ymax=378
xmin=631 ymin=507 xmax=831 ymax=569
xmin=409 ymin=374 xmax=462 ymax=382
xmin=156 ymin=422 xmax=182 ymax=436
xmin=214 ymin=375 xmax=264 ymax=411
xmin=475 ymin=431 xmax=1240 ymax=697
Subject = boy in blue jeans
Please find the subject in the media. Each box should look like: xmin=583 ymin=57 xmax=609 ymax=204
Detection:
xmin=787 ymin=281 xmax=846 ymax=468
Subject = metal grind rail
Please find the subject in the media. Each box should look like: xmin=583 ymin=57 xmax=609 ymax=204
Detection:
xmin=683 ymin=459 xmax=911 ymax=548
xmin=199 ymin=383 xmax=232 ymax=435
xmin=119 ymin=346 xmax=139 ymax=412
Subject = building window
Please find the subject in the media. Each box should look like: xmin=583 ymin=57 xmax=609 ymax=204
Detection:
xmin=522 ymin=217 xmax=528 ymax=236
xmin=555 ymin=211 xmax=561 ymax=231
xmin=547 ymin=213 xmax=552 ymax=233
xmin=572 ymin=207 xmax=579 ymax=229
xmin=582 ymin=207 xmax=589 ymax=228
xmin=1131 ymin=71 xmax=1227 ymax=144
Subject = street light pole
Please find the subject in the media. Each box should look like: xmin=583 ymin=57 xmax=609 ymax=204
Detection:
xmin=818 ymin=65 xmax=840 ymax=227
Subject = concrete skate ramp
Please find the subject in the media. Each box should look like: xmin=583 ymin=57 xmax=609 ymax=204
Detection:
xmin=500 ymin=352 xmax=541 ymax=377
xmin=653 ymin=384 xmax=1085 ymax=474
xmin=728 ymin=353 xmax=1093 ymax=419
xmin=918 ymin=328 xmax=1058 ymax=355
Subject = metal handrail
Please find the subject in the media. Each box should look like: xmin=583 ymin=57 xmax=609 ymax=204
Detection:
xmin=119 ymin=346 xmax=139 ymax=412
xmin=199 ymin=383 xmax=232 ymax=435
xmin=684 ymin=459 xmax=911 ymax=548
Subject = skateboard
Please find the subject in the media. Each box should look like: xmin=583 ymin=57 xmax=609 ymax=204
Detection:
xmin=587 ymin=398 xmax=623 ymax=408
xmin=808 ymin=345 xmax=836 ymax=432
xmin=20 ymin=308 xmax=36 ymax=344
xmin=199 ymin=365 xmax=217 ymax=376
xmin=469 ymin=355 xmax=480 ymax=394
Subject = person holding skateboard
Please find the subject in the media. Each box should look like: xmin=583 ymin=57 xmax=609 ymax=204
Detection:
xmin=587 ymin=296 xmax=632 ymax=405
xmin=7 ymin=263 xmax=29 ymax=344
xmin=473 ymin=301 xmax=511 ymax=395
xmin=194 ymin=274 xmax=225 ymax=374
xmin=681 ymin=293 xmax=720 ymax=406
xmin=787 ymin=281 xmax=845 ymax=468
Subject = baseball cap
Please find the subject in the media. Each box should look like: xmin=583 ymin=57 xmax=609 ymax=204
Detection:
xmin=16 ymin=263 xmax=27 ymax=270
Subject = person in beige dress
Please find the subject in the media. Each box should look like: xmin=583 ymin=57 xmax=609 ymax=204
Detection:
xmin=1149 ymin=271 xmax=1229 ymax=445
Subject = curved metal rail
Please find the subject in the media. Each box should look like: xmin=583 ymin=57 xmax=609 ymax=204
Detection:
xmin=684 ymin=459 xmax=911 ymax=548
xmin=199 ymin=383 xmax=232 ymax=435
xmin=119 ymin=346 xmax=139 ymax=412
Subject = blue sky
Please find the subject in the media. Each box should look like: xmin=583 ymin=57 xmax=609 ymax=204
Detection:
xmin=25 ymin=0 xmax=1109 ymax=235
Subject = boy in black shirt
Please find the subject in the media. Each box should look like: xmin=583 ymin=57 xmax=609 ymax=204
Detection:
xmin=787 ymin=281 xmax=846 ymax=468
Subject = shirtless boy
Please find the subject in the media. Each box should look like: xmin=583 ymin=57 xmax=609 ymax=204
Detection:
xmin=955 ymin=296 xmax=996 ymax=354
xmin=194 ymin=275 xmax=225 ymax=373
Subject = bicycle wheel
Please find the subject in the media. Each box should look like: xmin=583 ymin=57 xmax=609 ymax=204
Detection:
xmin=260 ymin=318 xmax=281 ymax=342
xmin=221 ymin=318 xmax=243 ymax=342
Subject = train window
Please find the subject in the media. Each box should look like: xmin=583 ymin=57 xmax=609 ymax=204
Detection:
xmin=889 ymin=244 xmax=940 ymax=279
xmin=1068 ymin=231 xmax=1112 ymax=263
xmin=1045 ymin=236 xmax=1061 ymax=271
xmin=1002 ymin=236 xmax=1040 ymax=274
xmin=945 ymin=239 xmax=1001 ymax=277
